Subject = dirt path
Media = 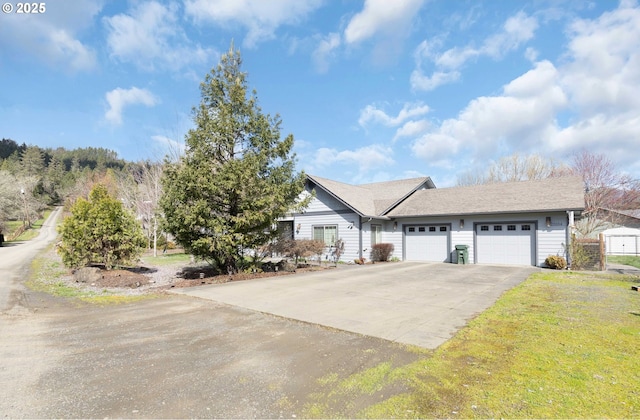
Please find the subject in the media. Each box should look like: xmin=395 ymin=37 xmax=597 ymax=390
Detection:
xmin=0 ymin=207 xmax=62 ymax=311
xmin=0 ymin=211 xmax=420 ymax=418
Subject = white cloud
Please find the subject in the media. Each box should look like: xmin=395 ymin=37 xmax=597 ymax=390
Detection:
xmin=344 ymin=0 xmax=426 ymax=45
xmin=105 ymin=87 xmax=159 ymax=126
xmin=312 ymin=33 xmax=342 ymax=73
xmin=410 ymin=69 xmax=461 ymax=92
xmin=525 ymin=47 xmax=539 ymax=62
xmin=411 ymin=1 xmax=640 ymax=177
xmin=0 ymin=3 xmax=100 ymax=72
xmin=561 ymin=1 xmax=640 ymax=117
xmin=313 ymin=145 xmax=395 ymax=173
xmin=358 ymin=102 xmax=430 ymax=127
xmin=151 ymin=135 xmax=186 ymax=156
xmin=104 ymin=1 xmax=213 ymax=71
xmin=393 ymin=120 xmax=430 ymax=142
xmin=412 ymin=60 xmax=566 ymax=161
xmin=184 ymin=0 xmax=322 ymax=48
xmin=411 ymin=11 xmax=539 ymax=91
xmin=482 ymin=11 xmax=538 ymax=58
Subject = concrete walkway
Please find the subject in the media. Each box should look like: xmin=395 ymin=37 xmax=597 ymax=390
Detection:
xmin=174 ymin=262 xmax=537 ymax=349
xmin=607 ymin=263 xmax=640 ymax=275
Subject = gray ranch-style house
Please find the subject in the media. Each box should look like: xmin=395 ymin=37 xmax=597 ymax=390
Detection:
xmin=279 ymin=174 xmax=585 ymax=267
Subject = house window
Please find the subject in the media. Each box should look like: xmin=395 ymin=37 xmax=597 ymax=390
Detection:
xmin=439 ymin=226 xmax=447 ymax=232
xmin=419 ymin=227 xmax=426 ymax=232
xmin=522 ymin=225 xmax=531 ymax=231
xmin=480 ymin=226 xmax=489 ymax=231
xmin=408 ymin=227 xmax=415 ymax=232
xmin=371 ymin=224 xmax=382 ymax=245
xmin=507 ymin=225 xmax=516 ymax=231
xmin=428 ymin=226 xmax=435 ymax=232
xmin=313 ymin=225 xmax=337 ymax=247
xmin=494 ymin=225 xmax=502 ymax=231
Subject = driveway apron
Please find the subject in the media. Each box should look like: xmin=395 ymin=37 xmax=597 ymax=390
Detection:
xmin=174 ymin=262 xmax=537 ymax=349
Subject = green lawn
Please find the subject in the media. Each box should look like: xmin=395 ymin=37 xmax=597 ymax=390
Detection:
xmin=305 ymin=271 xmax=640 ymax=418
xmin=27 ymin=247 xmax=157 ymax=304
xmin=608 ymin=255 xmax=640 ymax=269
xmin=4 ymin=209 xmax=52 ymax=241
xmin=140 ymin=251 xmax=192 ymax=266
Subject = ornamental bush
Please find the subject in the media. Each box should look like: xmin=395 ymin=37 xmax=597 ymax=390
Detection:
xmin=545 ymin=255 xmax=567 ymax=270
xmin=58 ymin=184 xmax=145 ymax=270
xmin=371 ymin=243 xmax=395 ymax=262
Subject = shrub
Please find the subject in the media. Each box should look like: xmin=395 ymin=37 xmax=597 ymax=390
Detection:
xmin=276 ymin=238 xmax=326 ymax=265
xmin=371 ymin=243 xmax=395 ymax=262
xmin=58 ymin=184 xmax=145 ymax=270
xmin=545 ymin=255 xmax=567 ymax=270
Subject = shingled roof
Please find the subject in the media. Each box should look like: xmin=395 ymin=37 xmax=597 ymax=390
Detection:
xmin=306 ymin=175 xmax=435 ymax=218
xmin=387 ymin=175 xmax=585 ymax=217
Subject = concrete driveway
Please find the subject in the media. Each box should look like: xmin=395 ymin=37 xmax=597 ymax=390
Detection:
xmin=176 ymin=262 xmax=538 ymax=349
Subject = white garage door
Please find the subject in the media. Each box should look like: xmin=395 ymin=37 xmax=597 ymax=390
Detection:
xmin=405 ymin=225 xmax=450 ymax=262
xmin=476 ymin=223 xmax=535 ymax=266
xmin=606 ymin=235 xmax=639 ymax=255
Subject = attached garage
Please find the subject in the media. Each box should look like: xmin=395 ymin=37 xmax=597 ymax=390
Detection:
xmin=405 ymin=225 xmax=450 ymax=262
xmin=476 ymin=223 xmax=536 ymax=266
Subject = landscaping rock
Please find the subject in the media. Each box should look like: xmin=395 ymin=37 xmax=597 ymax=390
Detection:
xmin=73 ymin=267 xmax=102 ymax=284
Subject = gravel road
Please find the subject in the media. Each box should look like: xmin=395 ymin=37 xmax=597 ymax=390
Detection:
xmin=0 ymin=210 xmax=419 ymax=418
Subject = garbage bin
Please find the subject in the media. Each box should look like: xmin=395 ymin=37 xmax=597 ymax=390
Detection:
xmin=455 ymin=244 xmax=468 ymax=264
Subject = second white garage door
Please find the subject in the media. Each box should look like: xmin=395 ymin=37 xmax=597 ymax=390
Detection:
xmin=476 ymin=223 xmax=535 ymax=266
xmin=405 ymin=225 xmax=450 ymax=262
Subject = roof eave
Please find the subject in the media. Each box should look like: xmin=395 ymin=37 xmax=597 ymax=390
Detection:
xmin=390 ymin=207 xmax=585 ymax=218
xmin=306 ymin=174 xmax=366 ymax=217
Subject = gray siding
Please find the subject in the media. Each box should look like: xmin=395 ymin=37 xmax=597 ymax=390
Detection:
xmin=294 ymin=191 xmax=360 ymax=262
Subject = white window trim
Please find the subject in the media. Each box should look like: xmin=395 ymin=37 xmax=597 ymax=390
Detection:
xmin=313 ymin=225 xmax=338 ymax=247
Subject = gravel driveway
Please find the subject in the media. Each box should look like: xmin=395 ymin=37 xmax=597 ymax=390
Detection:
xmin=0 ymin=215 xmax=419 ymax=418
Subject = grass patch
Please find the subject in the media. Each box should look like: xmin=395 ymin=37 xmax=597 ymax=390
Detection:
xmin=27 ymin=250 xmax=159 ymax=305
xmin=8 ymin=209 xmax=53 ymax=241
xmin=608 ymin=255 xmax=640 ymax=269
xmin=141 ymin=252 xmax=192 ymax=266
xmin=305 ymin=271 xmax=640 ymax=418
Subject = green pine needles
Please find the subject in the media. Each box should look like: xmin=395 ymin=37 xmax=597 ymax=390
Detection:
xmin=58 ymin=184 xmax=145 ymax=270
xmin=160 ymin=44 xmax=309 ymax=274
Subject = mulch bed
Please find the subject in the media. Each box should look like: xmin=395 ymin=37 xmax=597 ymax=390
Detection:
xmin=92 ymin=268 xmax=154 ymax=289
xmin=92 ymin=264 xmax=333 ymax=290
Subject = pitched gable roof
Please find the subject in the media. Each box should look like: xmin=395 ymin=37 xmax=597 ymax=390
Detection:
xmin=609 ymin=209 xmax=640 ymax=219
xmin=387 ymin=176 xmax=585 ymax=217
xmin=598 ymin=208 xmax=640 ymax=220
xmin=306 ymin=174 xmax=434 ymax=218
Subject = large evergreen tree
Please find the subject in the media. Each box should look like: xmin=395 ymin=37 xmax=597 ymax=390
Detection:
xmin=160 ymin=44 xmax=308 ymax=273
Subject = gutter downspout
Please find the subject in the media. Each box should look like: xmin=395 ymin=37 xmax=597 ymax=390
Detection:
xmin=358 ymin=216 xmax=363 ymax=260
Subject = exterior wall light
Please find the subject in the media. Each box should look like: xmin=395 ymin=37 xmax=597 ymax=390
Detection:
xmin=546 ymin=216 xmax=552 ymax=227
xmin=459 ymin=219 xmax=464 ymax=229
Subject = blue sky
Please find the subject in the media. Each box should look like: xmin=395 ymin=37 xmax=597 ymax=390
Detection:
xmin=1 ymin=0 xmax=639 ymax=187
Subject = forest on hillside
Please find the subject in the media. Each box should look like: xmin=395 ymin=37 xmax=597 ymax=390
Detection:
xmin=0 ymin=138 xmax=162 ymax=245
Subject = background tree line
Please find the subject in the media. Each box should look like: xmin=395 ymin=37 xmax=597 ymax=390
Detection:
xmin=0 ymin=138 xmax=161 ymax=247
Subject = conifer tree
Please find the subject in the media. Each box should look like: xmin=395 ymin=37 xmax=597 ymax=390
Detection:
xmin=58 ymin=184 xmax=145 ymax=269
xmin=160 ymin=44 xmax=308 ymax=273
